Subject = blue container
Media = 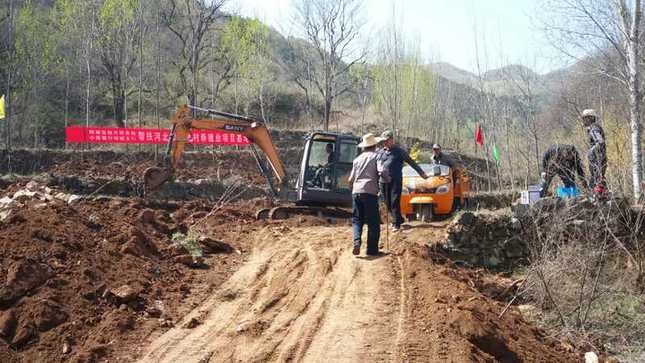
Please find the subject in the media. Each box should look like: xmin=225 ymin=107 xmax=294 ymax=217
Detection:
xmin=556 ymin=186 xmax=579 ymax=198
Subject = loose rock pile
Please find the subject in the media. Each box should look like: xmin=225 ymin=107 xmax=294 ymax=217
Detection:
xmin=442 ymin=210 xmax=526 ymax=268
xmin=0 ymin=181 xmax=81 ymax=222
xmin=441 ymin=195 xmax=641 ymax=269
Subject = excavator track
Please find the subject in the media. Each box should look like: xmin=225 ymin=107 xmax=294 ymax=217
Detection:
xmin=256 ymin=206 xmax=352 ymax=222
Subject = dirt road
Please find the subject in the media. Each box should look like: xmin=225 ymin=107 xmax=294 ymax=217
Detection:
xmin=137 ymin=224 xmax=579 ymax=363
xmin=138 ymin=225 xmax=400 ymax=362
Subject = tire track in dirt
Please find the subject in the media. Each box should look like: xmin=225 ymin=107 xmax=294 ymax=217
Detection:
xmin=394 ymin=255 xmax=407 ymax=360
xmin=137 ymin=225 xmax=401 ymax=363
xmin=137 ymin=223 xmax=581 ymax=363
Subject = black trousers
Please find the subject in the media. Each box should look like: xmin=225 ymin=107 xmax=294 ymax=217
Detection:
xmin=352 ymin=193 xmax=380 ymax=254
xmin=588 ymin=147 xmax=607 ymax=189
xmin=382 ymin=178 xmax=403 ymax=228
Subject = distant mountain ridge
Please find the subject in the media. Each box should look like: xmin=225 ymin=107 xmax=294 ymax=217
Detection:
xmin=430 ymin=62 xmax=547 ymax=96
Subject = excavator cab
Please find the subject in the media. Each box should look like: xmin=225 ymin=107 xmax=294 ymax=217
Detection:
xmin=295 ymin=132 xmax=360 ymax=207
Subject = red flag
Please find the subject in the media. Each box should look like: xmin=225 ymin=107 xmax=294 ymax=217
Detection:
xmin=475 ymin=123 xmax=484 ymax=147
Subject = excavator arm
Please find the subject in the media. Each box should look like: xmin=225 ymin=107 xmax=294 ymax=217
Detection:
xmin=143 ymin=105 xmax=286 ymax=193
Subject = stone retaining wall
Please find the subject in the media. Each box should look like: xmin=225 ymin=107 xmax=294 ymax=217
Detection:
xmin=441 ymin=210 xmax=526 ymax=268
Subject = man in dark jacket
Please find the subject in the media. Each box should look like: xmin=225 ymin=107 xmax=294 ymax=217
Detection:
xmin=540 ymin=144 xmax=587 ymax=196
xmin=581 ymin=109 xmax=607 ymax=195
xmin=378 ymin=130 xmax=428 ymax=231
xmin=431 ymin=144 xmax=455 ymax=169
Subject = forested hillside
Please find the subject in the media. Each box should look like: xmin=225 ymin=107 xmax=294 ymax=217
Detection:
xmin=0 ymin=0 xmax=641 ymax=196
xmin=3 ymin=2 xmax=645 ymax=362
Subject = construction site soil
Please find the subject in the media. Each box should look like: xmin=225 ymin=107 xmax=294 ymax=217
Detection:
xmin=0 ymin=179 xmax=268 ymax=362
xmin=0 ymin=148 xmax=583 ymax=362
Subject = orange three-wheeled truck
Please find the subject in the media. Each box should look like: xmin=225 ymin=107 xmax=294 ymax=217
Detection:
xmin=400 ymin=163 xmax=470 ymax=222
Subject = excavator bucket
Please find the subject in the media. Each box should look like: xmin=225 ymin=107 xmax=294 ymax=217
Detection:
xmin=143 ymin=166 xmax=173 ymax=194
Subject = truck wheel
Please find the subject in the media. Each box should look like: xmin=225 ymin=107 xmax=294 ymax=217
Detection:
xmin=416 ymin=205 xmax=433 ymax=223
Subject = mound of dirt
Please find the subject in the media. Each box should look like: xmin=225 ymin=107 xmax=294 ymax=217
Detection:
xmin=0 ymin=181 xmax=260 ymax=362
xmin=397 ymin=244 xmax=578 ymax=361
xmin=1 ymin=147 xmax=290 ymax=188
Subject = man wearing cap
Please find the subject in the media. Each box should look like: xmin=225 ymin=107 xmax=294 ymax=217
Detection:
xmin=378 ymin=130 xmax=428 ymax=232
xmin=581 ymin=109 xmax=607 ymax=195
xmin=431 ymin=144 xmax=455 ymax=169
xmin=348 ymin=133 xmax=389 ymax=256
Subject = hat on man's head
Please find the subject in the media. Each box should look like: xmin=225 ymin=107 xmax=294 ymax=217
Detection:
xmin=358 ymin=133 xmax=383 ymax=148
xmin=582 ymin=109 xmax=598 ymax=119
xmin=432 ymin=144 xmax=441 ymax=150
xmin=380 ymin=130 xmax=394 ymax=140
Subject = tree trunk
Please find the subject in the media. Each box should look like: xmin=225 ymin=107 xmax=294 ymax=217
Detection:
xmin=155 ymin=6 xmax=161 ymax=160
xmin=630 ymin=105 xmax=641 ymax=199
xmin=324 ymin=95 xmax=332 ymax=131
xmin=259 ymin=83 xmax=266 ymax=122
xmin=65 ymin=65 xmax=70 ymax=149
xmin=505 ymin=117 xmax=516 ymax=189
xmin=138 ymin=1 xmax=144 ymax=128
xmin=5 ymin=0 xmax=14 ymax=162
xmin=114 ymin=93 xmax=125 ymax=128
xmin=627 ymin=0 xmax=643 ymax=200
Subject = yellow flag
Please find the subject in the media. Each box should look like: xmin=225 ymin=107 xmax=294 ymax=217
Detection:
xmin=0 ymin=95 xmax=5 ymax=120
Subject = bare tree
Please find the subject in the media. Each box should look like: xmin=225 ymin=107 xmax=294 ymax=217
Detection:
xmin=2 ymin=0 xmax=15 ymax=157
xmin=98 ymin=0 xmax=144 ymax=127
xmin=502 ymin=64 xmax=543 ymax=178
xmin=162 ymin=0 xmax=226 ymax=108
xmin=541 ymin=0 xmax=643 ymax=199
xmin=294 ymin=0 xmax=365 ymax=130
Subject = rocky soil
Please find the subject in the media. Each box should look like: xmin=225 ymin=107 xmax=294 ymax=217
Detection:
xmin=0 ymin=180 xmax=263 ymax=362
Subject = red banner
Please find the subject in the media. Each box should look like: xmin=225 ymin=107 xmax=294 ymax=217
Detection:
xmin=65 ymin=126 xmax=250 ymax=145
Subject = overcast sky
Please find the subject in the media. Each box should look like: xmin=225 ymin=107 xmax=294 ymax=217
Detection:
xmin=226 ymin=0 xmax=567 ymax=74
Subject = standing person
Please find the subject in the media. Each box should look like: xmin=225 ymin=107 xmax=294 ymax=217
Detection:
xmin=378 ymin=130 xmax=428 ymax=232
xmin=581 ymin=109 xmax=607 ymax=195
xmin=540 ymin=144 xmax=587 ymax=196
xmin=431 ymin=144 xmax=457 ymax=181
xmin=348 ymin=133 xmax=388 ymax=256
xmin=431 ymin=144 xmax=455 ymax=169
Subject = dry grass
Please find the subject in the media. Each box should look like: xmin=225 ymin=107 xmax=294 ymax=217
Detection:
xmin=519 ymin=196 xmax=645 ymax=360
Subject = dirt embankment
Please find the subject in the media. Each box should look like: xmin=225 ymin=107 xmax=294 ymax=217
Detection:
xmin=0 ymin=180 xmax=263 ymax=363
xmin=0 ymin=134 xmax=491 ymax=198
xmin=0 ymin=149 xmax=276 ymax=200
xmin=138 ymin=224 xmax=580 ymax=363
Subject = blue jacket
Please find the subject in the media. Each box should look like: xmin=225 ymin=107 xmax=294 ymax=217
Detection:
xmin=378 ymin=145 xmax=425 ymax=180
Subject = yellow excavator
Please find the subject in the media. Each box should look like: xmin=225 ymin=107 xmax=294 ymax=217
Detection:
xmin=143 ymin=105 xmax=359 ymax=220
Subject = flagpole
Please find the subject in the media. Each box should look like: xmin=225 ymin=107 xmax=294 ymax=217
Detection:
xmin=475 ymin=123 xmax=492 ymax=192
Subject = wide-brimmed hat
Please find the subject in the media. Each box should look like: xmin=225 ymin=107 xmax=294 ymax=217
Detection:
xmin=581 ymin=109 xmax=597 ymax=119
xmin=358 ymin=133 xmax=383 ymax=148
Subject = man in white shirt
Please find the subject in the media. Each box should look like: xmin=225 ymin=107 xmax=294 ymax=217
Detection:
xmin=348 ymin=133 xmax=389 ymax=256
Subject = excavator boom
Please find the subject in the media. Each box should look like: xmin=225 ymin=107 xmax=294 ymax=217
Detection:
xmin=143 ymin=105 xmax=286 ymax=193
